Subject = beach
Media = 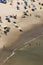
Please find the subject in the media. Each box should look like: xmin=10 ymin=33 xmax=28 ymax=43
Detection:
xmin=0 ymin=0 xmax=43 ymax=65
xmin=0 ymin=0 xmax=43 ymax=48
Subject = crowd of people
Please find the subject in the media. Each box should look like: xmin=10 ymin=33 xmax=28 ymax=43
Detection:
xmin=0 ymin=0 xmax=43 ymax=36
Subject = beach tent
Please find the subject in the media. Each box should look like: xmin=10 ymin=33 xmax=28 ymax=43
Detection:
xmin=0 ymin=0 xmax=7 ymax=4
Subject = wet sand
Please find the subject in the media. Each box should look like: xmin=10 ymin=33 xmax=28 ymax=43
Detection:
xmin=0 ymin=23 xmax=43 ymax=65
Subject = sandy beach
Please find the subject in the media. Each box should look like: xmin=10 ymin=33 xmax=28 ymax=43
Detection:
xmin=0 ymin=0 xmax=43 ymax=65
xmin=0 ymin=0 xmax=43 ymax=48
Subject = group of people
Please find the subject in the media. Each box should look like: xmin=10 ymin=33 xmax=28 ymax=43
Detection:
xmin=15 ymin=0 xmax=43 ymax=18
xmin=0 ymin=15 xmax=23 ymax=36
xmin=0 ymin=0 xmax=43 ymax=36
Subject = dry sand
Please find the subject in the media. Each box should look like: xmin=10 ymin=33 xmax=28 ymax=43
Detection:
xmin=0 ymin=0 xmax=43 ymax=49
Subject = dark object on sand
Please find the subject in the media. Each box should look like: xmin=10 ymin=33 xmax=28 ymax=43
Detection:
xmin=30 ymin=14 xmax=32 ymax=16
xmin=23 ymin=12 xmax=29 ymax=16
xmin=6 ymin=16 xmax=11 ymax=22
xmin=10 ymin=3 xmax=12 ymax=5
xmin=17 ymin=6 xmax=20 ymax=10
xmin=26 ymin=10 xmax=28 ymax=12
xmin=4 ymin=27 xmax=10 ymax=35
xmin=40 ymin=7 xmax=42 ymax=9
xmin=39 ymin=2 xmax=41 ymax=5
xmin=15 ymin=25 xmax=18 ymax=28
xmin=17 ymin=2 xmax=20 ymax=5
xmin=19 ymin=29 xmax=23 ymax=32
xmin=31 ymin=8 xmax=35 ymax=11
xmin=41 ymin=3 xmax=43 ymax=6
xmin=4 ymin=27 xmax=7 ymax=29
xmin=4 ymin=27 xmax=10 ymax=32
xmin=7 ymin=19 xmax=11 ymax=22
xmin=10 ymin=15 xmax=13 ymax=18
xmin=24 ymin=6 xmax=27 ymax=9
xmin=13 ymin=15 xmax=17 ymax=19
xmin=6 ymin=27 xmax=10 ymax=32
xmin=4 ymin=31 xmax=7 ymax=35
xmin=28 ymin=5 xmax=31 ymax=8
xmin=10 ymin=0 xmax=13 ymax=5
xmin=24 ymin=0 xmax=28 ymax=6
xmin=13 ymin=21 xmax=16 ymax=24
xmin=0 ymin=16 xmax=2 ymax=23
xmin=31 ymin=0 xmax=35 ymax=2
xmin=13 ymin=22 xmax=18 ymax=28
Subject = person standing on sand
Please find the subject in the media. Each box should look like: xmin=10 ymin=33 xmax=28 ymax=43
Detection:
xmin=10 ymin=0 xmax=13 ymax=5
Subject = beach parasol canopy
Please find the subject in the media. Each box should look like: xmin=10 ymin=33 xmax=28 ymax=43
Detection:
xmin=0 ymin=0 xmax=7 ymax=4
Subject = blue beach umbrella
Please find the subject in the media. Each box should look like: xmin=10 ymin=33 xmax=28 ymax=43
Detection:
xmin=0 ymin=0 xmax=7 ymax=3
